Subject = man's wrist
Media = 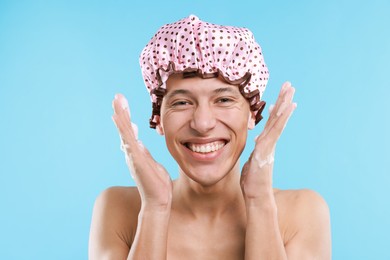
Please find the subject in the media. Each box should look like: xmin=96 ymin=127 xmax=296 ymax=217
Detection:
xmin=138 ymin=205 xmax=171 ymax=228
xmin=245 ymin=192 xmax=277 ymax=213
xmin=141 ymin=203 xmax=172 ymax=215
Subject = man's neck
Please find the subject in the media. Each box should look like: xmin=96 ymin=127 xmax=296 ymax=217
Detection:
xmin=172 ymin=162 xmax=246 ymax=219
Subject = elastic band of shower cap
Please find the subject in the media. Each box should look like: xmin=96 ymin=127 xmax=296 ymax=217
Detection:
xmin=139 ymin=14 xmax=269 ymax=129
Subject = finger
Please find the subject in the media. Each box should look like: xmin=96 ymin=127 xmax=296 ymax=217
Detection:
xmin=255 ymin=85 xmax=294 ymax=142
xmin=262 ymin=82 xmax=291 ymax=131
xmin=112 ymin=114 xmax=137 ymax=146
xmin=113 ymin=119 xmax=146 ymax=170
xmin=274 ymin=85 xmax=295 ymax=117
xmin=112 ymin=94 xmax=134 ymax=132
xmin=111 ymin=96 xmax=167 ymax=186
xmin=254 ymin=102 xmax=295 ymax=156
xmin=112 ymin=94 xmax=131 ymax=122
xmin=268 ymin=104 xmax=275 ymax=114
xmin=276 ymin=86 xmax=295 ymax=116
xmin=279 ymin=81 xmax=291 ymax=96
xmin=131 ymin=122 xmax=139 ymax=140
xmin=268 ymin=102 xmax=297 ymax=141
xmin=263 ymin=86 xmax=295 ymax=137
xmin=112 ymin=108 xmax=139 ymax=152
xmin=275 ymin=81 xmax=292 ymax=111
xmin=112 ymin=99 xmax=138 ymax=150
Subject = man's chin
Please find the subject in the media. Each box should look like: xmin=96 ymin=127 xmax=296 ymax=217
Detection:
xmin=178 ymin=163 xmax=239 ymax=187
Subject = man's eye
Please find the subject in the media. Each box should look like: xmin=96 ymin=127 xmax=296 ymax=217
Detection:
xmin=217 ymin=98 xmax=233 ymax=103
xmin=172 ymin=100 xmax=190 ymax=106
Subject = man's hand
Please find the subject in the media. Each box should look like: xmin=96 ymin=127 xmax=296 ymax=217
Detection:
xmin=241 ymin=82 xmax=296 ymax=202
xmin=112 ymin=94 xmax=173 ymax=210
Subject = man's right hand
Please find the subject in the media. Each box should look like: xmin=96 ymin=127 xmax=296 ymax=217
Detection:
xmin=111 ymin=94 xmax=172 ymax=211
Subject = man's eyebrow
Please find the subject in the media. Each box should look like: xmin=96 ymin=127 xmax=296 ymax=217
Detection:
xmin=213 ymin=87 xmax=240 ymax=95
xmin=165 ymin=89 xmax=191 ymax=99
xmin=165 ymin=87 xmax=239 ymax=99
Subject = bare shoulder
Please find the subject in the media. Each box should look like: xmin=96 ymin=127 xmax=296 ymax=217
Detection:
xmin=274 ymin=188 xmax=330 ymax=228
xmin=274 ymin=188 xmax=331 ymax=259
xmin=274 ymin=188 xmax=329 ymax=214
xmin=94 ymin=186 xmax=141 ymax=213
xmin=92 ymin=186 xmax=141 ymax=233
xmin=89 ymin=186 xmax=141 ymax=259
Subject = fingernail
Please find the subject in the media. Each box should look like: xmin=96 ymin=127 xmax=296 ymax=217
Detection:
xmin=120 ymin=98 xmax=129 ymax=110
xmin=268 ymin=104 xmax=275 ymax=114
xmin=131 ymin=122 xmax=139 ymax=139
xmin=115 ymin=94 xmax=119 ymax=100
xmin=283 ymin=82 xmax=291 ymax=91
xmin=293 ymin=102 xmax=298 ymax=108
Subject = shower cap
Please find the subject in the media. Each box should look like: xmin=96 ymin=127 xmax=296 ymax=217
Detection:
xmin=140 ymin=14 xmax=269 ymax=128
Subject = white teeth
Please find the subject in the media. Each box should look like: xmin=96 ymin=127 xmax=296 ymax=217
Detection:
xmin=187 ymin=141 xmax=226 ymax=154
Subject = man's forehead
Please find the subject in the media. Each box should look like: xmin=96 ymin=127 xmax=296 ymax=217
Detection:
xmin=164 ymin=82 xmax=241 ymax=99
xmin=165 ymin=75 xmax=240 ymax=96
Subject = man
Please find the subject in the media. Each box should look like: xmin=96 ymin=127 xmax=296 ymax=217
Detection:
xmin=89 ymin=15 xmax=331 ymax=259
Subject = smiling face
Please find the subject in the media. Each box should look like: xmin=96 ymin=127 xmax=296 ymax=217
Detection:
xmin=158 ymin=73 xmax=255 ymax=186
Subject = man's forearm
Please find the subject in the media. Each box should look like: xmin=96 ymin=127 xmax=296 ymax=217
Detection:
xmin=127 ymin=207 xmax=171 ymax=260
xmin=245 ymin=195 xmax=287 ymax=260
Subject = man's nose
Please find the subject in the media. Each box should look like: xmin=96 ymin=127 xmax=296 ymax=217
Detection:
xmin=189 ymin=103 xmax=217 ymax=134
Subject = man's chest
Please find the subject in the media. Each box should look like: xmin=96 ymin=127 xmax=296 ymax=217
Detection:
xmin=166 ymin=218 xmax=246 ymax=259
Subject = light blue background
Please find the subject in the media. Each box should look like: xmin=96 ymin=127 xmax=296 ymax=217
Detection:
xmin=1 ymin=0 xmax=389 ymax=259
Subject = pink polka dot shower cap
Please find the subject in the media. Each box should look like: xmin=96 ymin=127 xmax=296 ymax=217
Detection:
xmin=140 ymin=15 xmax=269 ymax=128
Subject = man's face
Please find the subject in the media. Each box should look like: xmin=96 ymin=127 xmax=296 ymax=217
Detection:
xmin=159 ymin=73 xmax=255 ymax=186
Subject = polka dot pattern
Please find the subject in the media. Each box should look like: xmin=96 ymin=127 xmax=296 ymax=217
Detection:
xmin=139 ymin=15 xmax=269 ymax=128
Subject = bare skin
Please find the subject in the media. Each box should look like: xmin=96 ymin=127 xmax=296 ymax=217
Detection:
xmin=89 ymin=75 xmax=331 ymax=259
